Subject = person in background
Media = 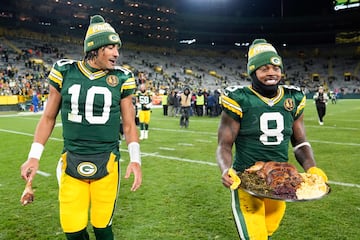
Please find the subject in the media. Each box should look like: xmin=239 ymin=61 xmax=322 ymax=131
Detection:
xmin=136 ymin=83 xmax=153 ymax=140
xmin=20 ymin=15 xmax=142 ymax=240
xmin=313 ymin=86 xmax=328 ymax=125
xmin=206 ymin=91 xmax=216 ymax=117
xmin=161 ymin=90 xmax=168 ymax=116
xmin=180 ymin=87 xmax=192 ymax=128
xmin=195 ymin=89 xmax=205 ymax=116
xmin=330 ymin=91 xmax=336 ymax=104
xmin=31 ymin=91 xmax=39 ymax=112
xmin=167 ymin=90 xmax=175 ymax=117
xmin=216 ymin=39 xmax=328 ymax=240
xmin=174 ymin=90 xmax=181 ymax=117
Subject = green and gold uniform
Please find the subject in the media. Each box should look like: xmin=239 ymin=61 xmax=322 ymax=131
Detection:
xmin=49 ymin=59 xmax=136 ymax=235
xmin=136 ymin=90 xmax=152 ymax=124
xmin=221 ymin=85 xmax=306 ymax=240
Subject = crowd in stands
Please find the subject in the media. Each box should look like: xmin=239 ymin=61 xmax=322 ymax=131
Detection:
xmin=1 ymin=32 xmax=360 ymax=112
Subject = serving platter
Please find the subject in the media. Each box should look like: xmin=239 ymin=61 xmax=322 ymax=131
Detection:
xmin=240 ymin=183 xmax=331 ymax=202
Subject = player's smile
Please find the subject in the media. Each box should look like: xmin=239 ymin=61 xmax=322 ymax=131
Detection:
xmin=256 ymin=64 xmax=282 ymax=86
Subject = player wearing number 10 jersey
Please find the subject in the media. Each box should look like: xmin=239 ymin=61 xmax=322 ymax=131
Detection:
xmin=20 ymin=15 xmax=142 ymax=240
xmin=49 ymin=59 xmax=135 ymax=154
xmin=216 ymin=39 xmax=328 ymax=240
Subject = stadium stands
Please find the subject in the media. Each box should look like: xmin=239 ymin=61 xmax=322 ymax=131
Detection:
xmin=0 ymin=32 xmax=359 ymax=112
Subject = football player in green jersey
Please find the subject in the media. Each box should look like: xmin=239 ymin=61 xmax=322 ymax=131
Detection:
xmin=20 ymin=15 xmax=142 ymax=240
xmin=216 ymin=39 xmax=328 ymax=240
xmin=136 ymin=83 xmax=153 ymax=140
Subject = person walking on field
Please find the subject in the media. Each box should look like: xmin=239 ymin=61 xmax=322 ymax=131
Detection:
xmin=313 ymin=86 xmax=328 ymax=125
xmin=20 ymin=15 xmax=142 ymax=240
xmin=216 ymin=39 xmax=328 ymax=240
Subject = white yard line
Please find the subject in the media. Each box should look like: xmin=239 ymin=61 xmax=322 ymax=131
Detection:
xmin=158 ymin=147 xmax=176 ymax=151
xmin=178 ymin=143 xmax=194 ymax=146
xmin=36 ymin=170 xmax=51 ymax=177
xmin=2 ymin=128 xmax=360 ymax=189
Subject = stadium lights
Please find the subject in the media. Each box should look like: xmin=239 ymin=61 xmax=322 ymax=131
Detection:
xmin=179 ymin=39 xmax=196 ymax=44
xmin=234 ymin=42 xmax=250 ymax=47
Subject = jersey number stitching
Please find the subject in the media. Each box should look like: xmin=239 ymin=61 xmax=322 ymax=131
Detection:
xmin=259 ymin=112 xmax=284 ymax=145
xmin=68 ymin=84 xmax=112 ymax=124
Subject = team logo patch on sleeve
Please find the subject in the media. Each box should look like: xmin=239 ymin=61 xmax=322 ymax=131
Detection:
xmin=106 ymin=75 xmax=119 ymax=87
xmin=284 ymin=98 xmax=294 ymax=111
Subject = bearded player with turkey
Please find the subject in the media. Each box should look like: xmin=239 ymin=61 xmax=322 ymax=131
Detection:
xmin=216 ymin=39 xmax=328 ymax=240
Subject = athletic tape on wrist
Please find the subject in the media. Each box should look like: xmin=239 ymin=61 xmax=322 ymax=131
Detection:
xmin=128 ymin=142 xmax=141 ymax=165
xmin=293 ymin=141 xmax=311 ymax=152
xmin=28 ymin=142 xmax=44 ymax=160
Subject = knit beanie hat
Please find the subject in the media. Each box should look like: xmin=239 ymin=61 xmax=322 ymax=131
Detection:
xmin=84 ymin=15 xmax=121 ymax=53
xmin=247 ymin=39 xmax=283 ymax=76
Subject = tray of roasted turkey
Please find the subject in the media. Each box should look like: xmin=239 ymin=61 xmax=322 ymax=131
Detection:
xmin=237 ymin=161 xmax=330 ymax=202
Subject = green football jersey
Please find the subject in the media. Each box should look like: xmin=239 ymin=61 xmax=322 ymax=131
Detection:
xmin=221 ymin=85 xmax=306 ymax=172
xmin=136 ymin=90 xmax=153 ymax=110
xmin=48 ymin=59 xmax=136 ymax=154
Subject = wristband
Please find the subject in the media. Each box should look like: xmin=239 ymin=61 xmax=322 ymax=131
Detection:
xmin=293 ymin=141 xmax=311 ymax=152
xmin=28 ymin=142 xmax=44 ymax=160
xmin=128 ymin=142 xmax=141 ymax=165
xmin=222 ymin=168 xmax=230 ymax=177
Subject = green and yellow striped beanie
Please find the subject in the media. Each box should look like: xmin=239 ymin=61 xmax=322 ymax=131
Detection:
xmin=84 ymin=15 xmax=121 ymax=53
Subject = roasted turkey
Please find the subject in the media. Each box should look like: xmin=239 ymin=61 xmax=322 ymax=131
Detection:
xmin=245 ymin=161 xmax=304 ymax=199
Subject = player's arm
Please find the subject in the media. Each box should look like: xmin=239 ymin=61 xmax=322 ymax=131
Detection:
xmin=216 ymin=111 xmax=240 ymax=188
xmin=291 ymin=113 xmax=328 ymax=181
xmin=20 ymin=85 xmax=61 ymax=182
xmin=121 ymin=94 xmax=142 ymax=191
xmin=291 ymin=113 xmax=317 ymax=171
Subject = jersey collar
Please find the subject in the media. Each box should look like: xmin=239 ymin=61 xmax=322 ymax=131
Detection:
xmin=78 ymin=61 xmax=108 ymax=80
xmin=249 ymin=85 xmax=284 ymax=106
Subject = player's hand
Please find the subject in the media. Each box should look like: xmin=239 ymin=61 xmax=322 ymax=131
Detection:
xmin=20 ymin=158 xmax=39 ymax=182
xmin=222 ymin=168 xmax=241 ymax=190
xmin=125 ymin=162 xmax=142 ymax=191
xmin=307 ymin=166 xmax=328 ymax=182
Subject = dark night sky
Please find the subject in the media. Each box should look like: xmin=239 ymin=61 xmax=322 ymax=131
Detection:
xmin=176 ymin=0 xmax=335 ymax=18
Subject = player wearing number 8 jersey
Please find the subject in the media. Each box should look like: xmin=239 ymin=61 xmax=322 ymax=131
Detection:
xmin=222 ymin=85 xmax=306 ymax=172
xmin=20 ymin=15 xmax=142 ymax=240
xmin=216 ymin=39 xmax=328 ymax=240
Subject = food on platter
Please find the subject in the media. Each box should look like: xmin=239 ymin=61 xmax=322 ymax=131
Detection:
xmin=239 ymin=161 xmax=329 ymax=201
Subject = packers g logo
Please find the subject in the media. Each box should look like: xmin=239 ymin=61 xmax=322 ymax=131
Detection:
xmin=77 ymin=162 xmax=97 ymax=177
xmin=109 ymin=34 xmax=120 ymax=42
xmin=270 ymin=57 xmax=282 ymax=66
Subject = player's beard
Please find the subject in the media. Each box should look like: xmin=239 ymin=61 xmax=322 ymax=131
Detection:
xmin=251 ymin=73 xmax=279 ymax=98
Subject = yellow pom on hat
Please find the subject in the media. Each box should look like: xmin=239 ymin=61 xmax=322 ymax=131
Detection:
xmin=247 ymin=39 xmax=283 ymax=75
xmin=84 ymin=15 xmax=122 ymax=53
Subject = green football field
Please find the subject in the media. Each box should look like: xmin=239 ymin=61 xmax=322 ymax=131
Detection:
xmin=0 ymin=99 xmax=359 ymax=240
